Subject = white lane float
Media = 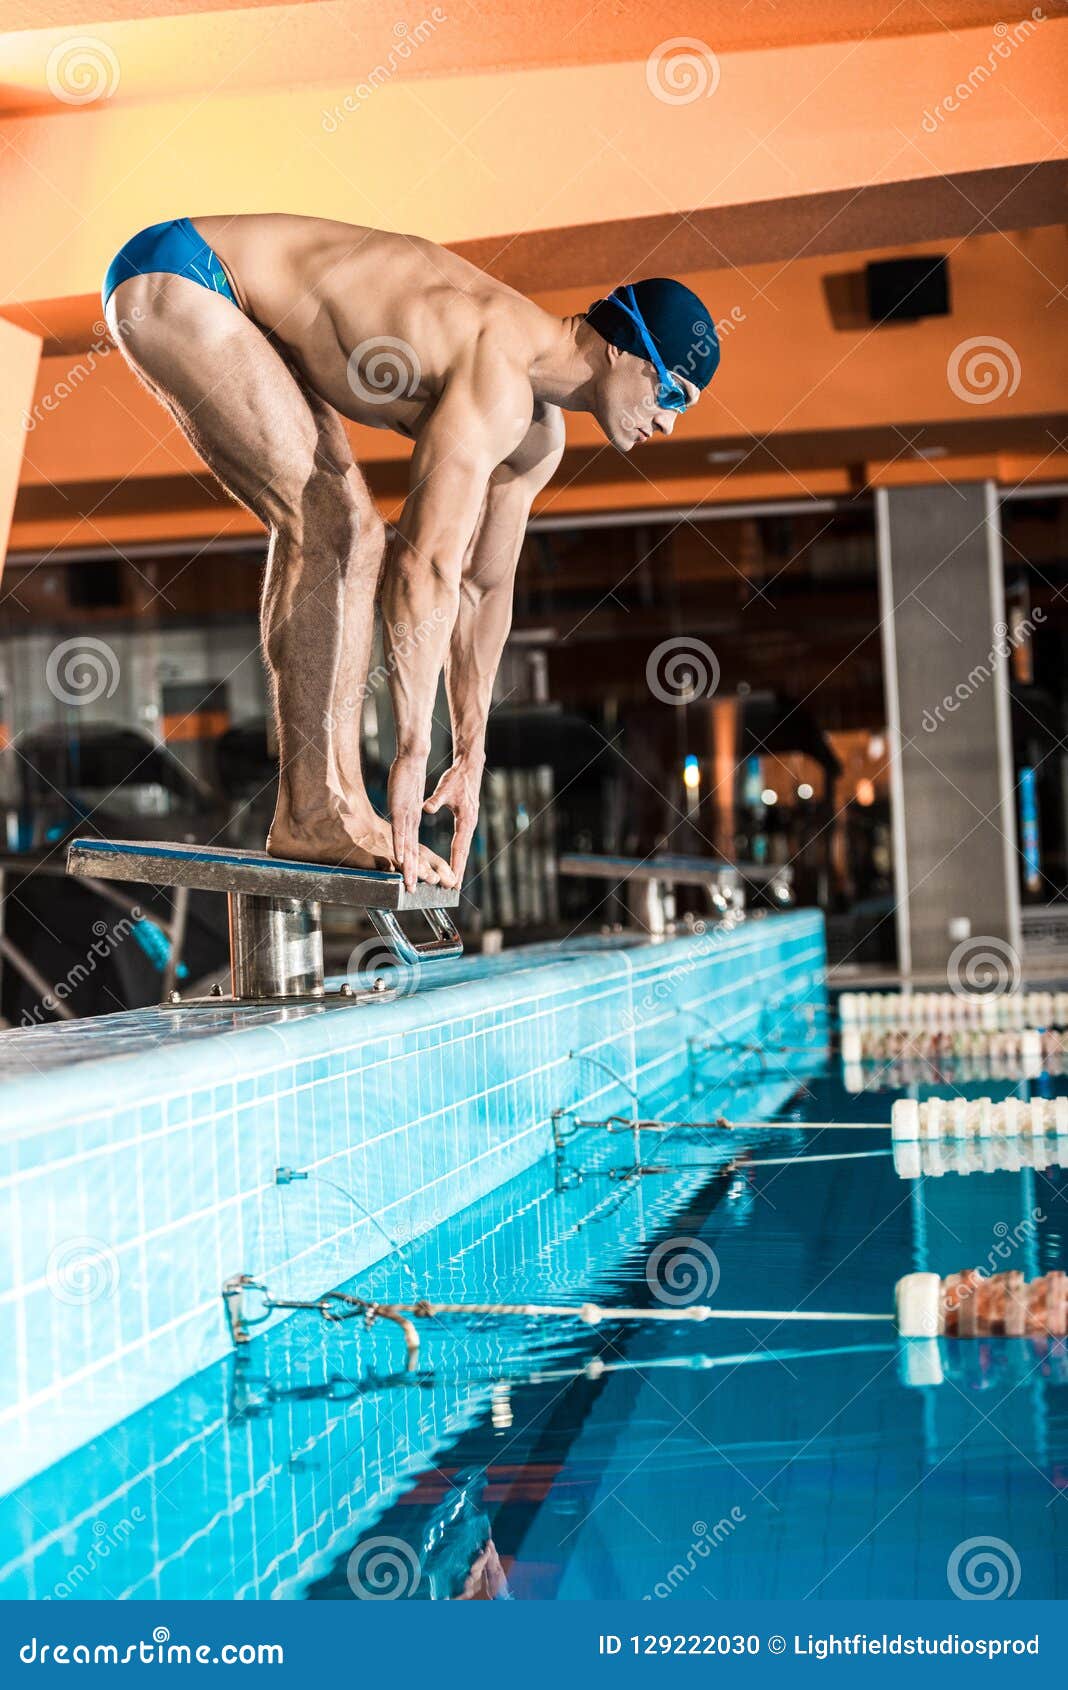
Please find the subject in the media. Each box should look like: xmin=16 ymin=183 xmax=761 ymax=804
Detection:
xmin=843 ymin=1050 xmax=1064 ymax=1093
xmin=890 ymin=1094 xmax=1068 ymax=1142
xmin=839 ymin=990 xmax=1068 ymax=1030
xmin=839 ymin=1025 xmax=1058 ymax=1065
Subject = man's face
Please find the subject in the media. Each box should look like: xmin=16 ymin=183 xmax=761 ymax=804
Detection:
xmin=595 ymin=350 xmax=700 ymax=452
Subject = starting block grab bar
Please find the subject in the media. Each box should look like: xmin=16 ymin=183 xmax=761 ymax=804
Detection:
xmin=66 ymin=837 xmax=463 ymax=1006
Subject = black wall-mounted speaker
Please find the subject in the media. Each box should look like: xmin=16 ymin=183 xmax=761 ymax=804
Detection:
xmin=865 ymin=256 xmax=950 ymax=324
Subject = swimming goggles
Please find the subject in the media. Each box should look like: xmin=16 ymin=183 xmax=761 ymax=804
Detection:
xmin=610 ymin=285 xmax=690 ymax=412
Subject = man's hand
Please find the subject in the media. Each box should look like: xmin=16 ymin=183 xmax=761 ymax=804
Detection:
xmin=423 ymin=754 xmax=483 ymax=887
xmin=388 ymin=749 xmax=432 ymax=894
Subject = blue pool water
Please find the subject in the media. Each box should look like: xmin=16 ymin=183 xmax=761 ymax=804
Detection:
xmin=2 ymin=1031 xmax=1066 ymax=1601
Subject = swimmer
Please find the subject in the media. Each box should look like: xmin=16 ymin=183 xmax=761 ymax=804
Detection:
xmin=103 ymin=216 xmax=720 ymax=889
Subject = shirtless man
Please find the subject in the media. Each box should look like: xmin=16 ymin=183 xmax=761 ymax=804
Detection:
xmin=102 ymin=215 xmax=720 ymax=891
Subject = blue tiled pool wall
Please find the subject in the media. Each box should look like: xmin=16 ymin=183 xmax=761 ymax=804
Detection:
xmin=0 ymin=912 xmax=826 ymax=1497
xmin=0 ymin=1092 xmax=809 ymax=1602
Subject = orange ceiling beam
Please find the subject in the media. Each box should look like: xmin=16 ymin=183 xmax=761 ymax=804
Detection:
xmin=1 ymin=19 xmax=1064 ymax=308
xmin=0 ymin=2 xmax=1016 ymax=44
xmin=0 ymin=3 xmax=1023 ymax=108
xmin=2 ymin=8 xmax=1065 ymax=554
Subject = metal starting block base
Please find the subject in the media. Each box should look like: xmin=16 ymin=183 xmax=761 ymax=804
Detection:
xmin=66 ymin=838 xmax=463 ymax=1006
xmin=558 ymin=852 xmax=743 ymax=935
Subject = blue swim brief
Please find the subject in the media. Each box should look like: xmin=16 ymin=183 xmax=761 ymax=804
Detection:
xmin=102 ymin=217 xmax=238 ymax=311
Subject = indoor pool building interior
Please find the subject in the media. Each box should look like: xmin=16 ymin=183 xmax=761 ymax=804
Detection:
xmin=0 ymin=0 xmax=1067 ymax=1609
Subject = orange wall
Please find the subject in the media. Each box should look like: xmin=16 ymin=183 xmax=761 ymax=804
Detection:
xmin=16 ymin=229 xmax=1067 ymax=485
xmin=0 ymin=319 xmax=43 ymax=575
xmin=2 ymin=21 xmax=1065 ymax=308
xmin=3 ymin=12 xmax=1065 ymax=550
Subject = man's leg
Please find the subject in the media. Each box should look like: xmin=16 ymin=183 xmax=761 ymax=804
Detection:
xmin=106 ymin=272 xmax=448 ymax=878
xmin=293 ymin=389 xmax=384 ymax=809
xmin=294 ymin=394 xmax=453 ymax=882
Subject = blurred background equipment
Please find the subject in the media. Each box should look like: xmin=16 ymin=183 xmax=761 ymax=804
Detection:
xmin=1 ymin=7 xmax=1065 ymax=1017
xmin=3 ymin=482 xmax=1067 ymax=1020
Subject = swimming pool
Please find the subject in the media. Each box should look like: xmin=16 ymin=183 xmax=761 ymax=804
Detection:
xmin=1 ymin=1017 xmax=1065 ymax=1601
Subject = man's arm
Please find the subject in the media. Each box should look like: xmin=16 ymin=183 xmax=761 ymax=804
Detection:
xmin=381 ymin=363 xmax=532 ymax=890
xmin=423 ymin=405 xmax=565 ymax=882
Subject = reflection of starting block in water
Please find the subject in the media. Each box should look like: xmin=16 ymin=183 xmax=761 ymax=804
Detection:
xmin=66 ymin=838 xmax=462 ymax=1006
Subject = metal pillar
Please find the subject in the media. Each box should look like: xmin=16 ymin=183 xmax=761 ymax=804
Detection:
xmin=877 ymin=481 xmax=1021 ymax=977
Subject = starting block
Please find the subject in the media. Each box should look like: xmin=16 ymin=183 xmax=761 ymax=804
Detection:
xmin=66 ymin=838 xmax=462 ymax=1006
xmin=558 ymin=852 xmax=764 ymax=935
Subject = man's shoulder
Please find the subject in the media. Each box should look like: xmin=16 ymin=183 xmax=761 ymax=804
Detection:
xmin=530 ymin=399 xmax=566 ymax=448
xmin=496 ymin=401 xmax=565 ymax=482
xmin=461 ymin=286 xmax=554 ymax=355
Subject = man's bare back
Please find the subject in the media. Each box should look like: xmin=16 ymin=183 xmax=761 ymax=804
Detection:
xmin=196 ymin=214 xmax=560 ymax=442
xmin=102 ymin=212 xmax=717 ymax=890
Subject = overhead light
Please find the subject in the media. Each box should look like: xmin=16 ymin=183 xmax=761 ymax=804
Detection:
xmin=868 ymin=734 xmax=886 ymax=760
xmin=683 ymin=754 xmax=701 ymax=791
xmin=760 ymin=788 xmax=778 ymax=806
xmin=856 ymin=778 xmax=875 ymax=807
xmin=797 ymin=782 xmax=814 ymax=801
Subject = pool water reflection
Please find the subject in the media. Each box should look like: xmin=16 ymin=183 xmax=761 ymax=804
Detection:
xmin=2 ymin=1050 xmax=1066 ymax=1601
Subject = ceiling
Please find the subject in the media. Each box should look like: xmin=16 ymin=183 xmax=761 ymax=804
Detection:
xmin=0 ymin=1 xmax=1026 ymax=111
xmin=1 ymin=0 xmax=1065 ymax=556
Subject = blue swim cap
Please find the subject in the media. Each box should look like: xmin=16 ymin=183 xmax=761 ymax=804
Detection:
xmin=586 ymin=278 xmax=720 ymax=392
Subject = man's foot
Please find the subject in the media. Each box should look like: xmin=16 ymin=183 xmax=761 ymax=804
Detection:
xmin=266 ymin=811 xmax=392 ymax=871
xmin=339 ymin=804 xmax=456 ymax=888
xmin=266 ymin=805 xmax=455 ymax=886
